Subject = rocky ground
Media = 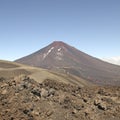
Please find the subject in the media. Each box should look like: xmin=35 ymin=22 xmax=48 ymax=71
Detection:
xmin=0 ymin=76 xmax=120 ymax=120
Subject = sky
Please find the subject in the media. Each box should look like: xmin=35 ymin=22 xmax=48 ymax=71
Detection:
xmin=0 ymin=0 xmax=120 ymax=61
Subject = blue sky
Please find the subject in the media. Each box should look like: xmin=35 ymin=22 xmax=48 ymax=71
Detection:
xmin=0 ymin=0 xmax=120 ymax=61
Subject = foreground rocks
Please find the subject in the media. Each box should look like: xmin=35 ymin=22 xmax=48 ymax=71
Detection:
xmin=0 ymin=76 xmax=120 ymax=120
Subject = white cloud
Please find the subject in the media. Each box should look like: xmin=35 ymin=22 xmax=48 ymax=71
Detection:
xmin=102 ymin=56 xmax=120 ymax=65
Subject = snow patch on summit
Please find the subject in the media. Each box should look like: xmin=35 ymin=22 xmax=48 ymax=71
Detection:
xmin=48 ymin=47 xmax=54 ymax=53
xmin=58 ymin=48 xmax=62 ymax=51
xmin=43 ymin=47 xmax=54 ymax=59
xmin=55 ymin=48 xmax=63 ymax=61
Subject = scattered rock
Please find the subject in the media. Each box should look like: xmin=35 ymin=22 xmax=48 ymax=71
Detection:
xmin=32 ymin=111 xmax=39 ymax=116
xmin=23 ymin=109 xmax=29 ymax=115
xmin=46 ymin=110 xmax=53 ymax=116
xmin=0 ymin=76 xmax=120 ymax=120
xmin=48 ymin=88 xmax=56 ymax=96
xmin=40 ymin=88 xmax=49 ymax=98
xmin=1 ymin=83 xmax=8 ymax=88
xmin=1 ymin=89 xmax=7 ymax=95
xmin=72 ymin=109 xmax=77 ymax=114
xmin=31 ymin=88 xmax=40 ymax=97
xmin=98 ymin=103 xmax=107 ymax=111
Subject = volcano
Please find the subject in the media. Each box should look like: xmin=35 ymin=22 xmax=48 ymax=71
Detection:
xmin=15 ymin=41 xmax=120 ymax=85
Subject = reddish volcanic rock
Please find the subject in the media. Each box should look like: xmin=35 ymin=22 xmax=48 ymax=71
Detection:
xmin=52 ymin=41 xmax=66 ymax=46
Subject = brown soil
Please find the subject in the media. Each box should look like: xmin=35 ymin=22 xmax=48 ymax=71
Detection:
xmin=0 ymin=69 xmax=31 ymax=78
xmin=0 ymin=76 xmax=120 ymax=120
xmin=0 ymin=61 xmax=20 ymax=68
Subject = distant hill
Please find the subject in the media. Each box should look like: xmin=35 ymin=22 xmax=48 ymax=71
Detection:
xmin=15 ymin=41 xmax=120 ymax=86
xmin=0 ymin=60 xmax=90 ymax=87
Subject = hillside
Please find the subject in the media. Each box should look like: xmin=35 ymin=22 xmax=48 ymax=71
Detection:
xmin=0 ymin=60 xmax=91 ymax=87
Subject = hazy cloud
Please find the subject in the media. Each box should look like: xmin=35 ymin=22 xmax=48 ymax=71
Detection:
xmin=102 ymin=56 xmax=120 ymax=65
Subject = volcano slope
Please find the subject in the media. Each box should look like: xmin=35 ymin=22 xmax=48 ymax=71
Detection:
xmin=15 ymin=41 xmax=120 ymax=86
